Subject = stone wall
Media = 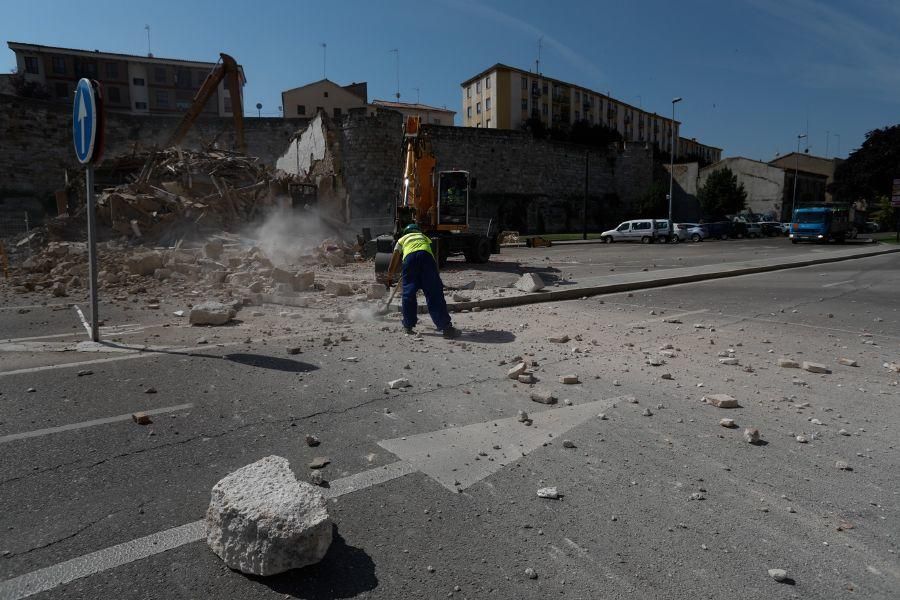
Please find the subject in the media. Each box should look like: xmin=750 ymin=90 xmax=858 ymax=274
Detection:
xmin=0 ymin=92 xmax=307 ymax=205
xmin=423 ymin=126 xmax=654 ymax=233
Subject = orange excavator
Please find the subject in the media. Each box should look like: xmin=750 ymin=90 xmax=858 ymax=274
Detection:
xmin=374 ymin=116 xmax=494 ymax=281
xmin=166 ymin=53 xmax=246 ymax=152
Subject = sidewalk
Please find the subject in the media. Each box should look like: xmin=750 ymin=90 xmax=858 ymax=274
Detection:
xmin=443 ymin=243 xmax=900 ymax=312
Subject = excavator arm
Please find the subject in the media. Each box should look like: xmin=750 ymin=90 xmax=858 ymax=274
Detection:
xmin=166 ymin=53 xmax=245 ymax=152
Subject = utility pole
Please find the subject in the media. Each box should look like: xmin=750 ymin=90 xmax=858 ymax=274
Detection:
xmin=321 ymin=43 xmax=327 ymax=78
xmin=583 ymin=151 xmax=589 ymax=240
xmin=668 ymin=97 xmax=682 ymax=240
xmin=825 ymin=130 xmax=830 ymax=158
xmin=536 ymin=36 xmax=543 ymax=74
xmin=144 ymin=25 xmax=151 ymax=56
xmin=835 ymin=134 xmax=840 ymax=157
xmin=791 ymin=133 xmax=807 ymax=221
xmin=413 ymin=87 xmax=420 ymax=104
xmin=390 ymin=49 xmax=400 ymax=100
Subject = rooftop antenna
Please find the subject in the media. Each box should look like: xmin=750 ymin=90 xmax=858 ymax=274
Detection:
xmin=413 ymin=87 xmax=420 ymax=104
xmin=390 ymin=48 xmax=400 ymax=100
xmin=321 ymin=43 xmax=327 ymax=78
xmin=144 ymin=25 xmax=151 ymax=57
xmin=536 ymin=36 xmax=543 ymax=75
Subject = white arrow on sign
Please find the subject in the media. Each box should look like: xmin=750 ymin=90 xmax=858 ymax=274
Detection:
xmin=0 ymin=396 xmax=626 ymax=600
xmin=77 ymin=91 xmax=88 ymax=154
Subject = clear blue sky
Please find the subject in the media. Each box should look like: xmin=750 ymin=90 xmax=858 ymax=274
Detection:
xmin=3 ymin=0 xmax=898 ymax=161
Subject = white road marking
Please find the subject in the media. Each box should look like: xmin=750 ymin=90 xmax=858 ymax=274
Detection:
xmin=2 ymin=324 xmax=147 ymax=345
xmin=0 ymin=398 xmax=622 ymax=598
xmin=73 ymin=306 xmax=92 ymax=339
xmin=0 ymin=403 xmax=194 ymax=445
xmin=822 ymin=279 xmax=854 ymax=288
xmin=0 ymin=303 xmax=72 ymax=312
xmin=0 ymin=333 xmax=302 ymax=378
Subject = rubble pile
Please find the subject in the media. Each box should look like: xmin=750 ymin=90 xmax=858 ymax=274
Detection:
xmin=95 ymin=148 xmax=282 ymax=241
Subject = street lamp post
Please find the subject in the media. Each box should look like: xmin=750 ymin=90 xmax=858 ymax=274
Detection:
xmin=668 ymin=97 xmax=682 ymax=241
xmin=790 ymin=133 xmax=807 ymax=221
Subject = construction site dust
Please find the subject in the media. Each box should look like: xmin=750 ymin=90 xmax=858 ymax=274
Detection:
xmin=243 ymin=204 xmax=349 ymax=268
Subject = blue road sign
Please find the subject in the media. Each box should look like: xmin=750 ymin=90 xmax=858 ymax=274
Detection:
xmin=73 ymin=78 xmax=97 ymax=164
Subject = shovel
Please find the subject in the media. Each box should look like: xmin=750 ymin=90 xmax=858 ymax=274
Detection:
xmin=376 ymin=279 xmax=401 ymax=316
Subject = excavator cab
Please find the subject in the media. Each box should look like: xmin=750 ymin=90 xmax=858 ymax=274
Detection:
xmin=437 ymin=171 xmax=469 ymax=227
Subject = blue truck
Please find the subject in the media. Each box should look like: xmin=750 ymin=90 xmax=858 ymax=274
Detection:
xmin=789 ymin=206 xmax=850 ymax=243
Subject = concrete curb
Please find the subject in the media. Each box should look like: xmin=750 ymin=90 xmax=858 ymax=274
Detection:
xmin=442 ymin=244 xmax=900 ymax=313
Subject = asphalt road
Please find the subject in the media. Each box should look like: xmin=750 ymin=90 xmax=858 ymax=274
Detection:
xmin=1 ymin=251 xmax=898 ymax=599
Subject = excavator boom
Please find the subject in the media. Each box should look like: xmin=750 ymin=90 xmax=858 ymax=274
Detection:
xmin=166 ymin=53 xmax=245 ymax=152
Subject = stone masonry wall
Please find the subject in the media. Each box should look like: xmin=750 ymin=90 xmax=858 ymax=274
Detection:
xmin=423 ymin=126 xmax=653 ymax=233
xmin=0 ymin=93 xmax=307 ymax=203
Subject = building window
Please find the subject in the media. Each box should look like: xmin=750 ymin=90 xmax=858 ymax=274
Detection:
xmin=132 ymin=77 xmax=145 ymax=86
xmin=476 ymin=81 xmax=481 ymax=93
xmin=106 ymin=62 xmax=119 ymax=79
xmin=542 ymin=103 xmax=548 ymax=116
xmin=52 ymin=56 xmax=66 ymax=74
xmin=155 ymin=90 xmax=169 ymax=107
xmin=154 ymin=66 xmax=166 ymax=83
xmin=333 ymin=107 xmax=341 ymax=118
xmin=575 ymin=91 xmax=581 ymax=102
xmin=521 ymin=76 xmax=527 ymax=90
xmin=54 ymin=82 xmax=68 ymax=98
xmin=135 ymin=101 xmax=147 ymax=110
xmin=175 ymin=67 xmax=191 ymax=88
xmin=224 ymin=97 xmax=232 ymax=113
xmin=324 ymin=91 xmax=329 ymax=98
xmin=542 ymin=83 xmax=548 ymax=95
xmin=485 ymin=77 xmax=490 ymax=89
xmin=107 ymin=86 xmax=121 ymax=103
xmin=432 ymin=118 xmax=440 ymax=124
xmin=297 ymin=104 xmax=306 ymax=115
xmin=24 ymin=56 xmax=39 ymax=74
xmin=476 ymin=102 xmax=481 ymax=114
xmin=575 ymin=110 xmax=580 ymax=120
xmin=486 ymin=118 xmax=491 ymax=127
xmin=521 ymin=98 xmax=528 ymax=111
xmin=485 ymin=97 xmax=491 ymax=110
xmin=467 ymin=86 xmax=471 ymax=98
xmin=467 ymin=106 xmax=472 ymax=118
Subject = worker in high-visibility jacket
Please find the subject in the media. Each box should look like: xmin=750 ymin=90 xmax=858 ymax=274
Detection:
xmin=388 ymin=223 xmax=461 ymax=338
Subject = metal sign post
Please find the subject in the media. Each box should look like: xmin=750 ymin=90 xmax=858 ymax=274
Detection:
xmin=73 ymin=78 xmax=105 ymax=342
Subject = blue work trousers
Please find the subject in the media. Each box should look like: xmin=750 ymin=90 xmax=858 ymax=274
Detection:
xmin=401 ymin=250 xmax=451 ymax=330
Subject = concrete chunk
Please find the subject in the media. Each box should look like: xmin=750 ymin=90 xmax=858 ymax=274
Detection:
xmin=388 ymin=378 xmax=411 ymax=389
xmin=837 ymin=358 xmax=858 ymax=367
xmin=324 ymin=281 xmax=352 ymax=296
xmin=204 ymin=456 xmax=332 ymax=576
xmin=777 ymin=358 xmax=800 ymax=368
xmin=530 ymin=390 xmax=558 ymax=405
xmin=559 ymin=374 xmax=580 ymax=384
xmin=189 ymin=301 xmax=236 ymax=326
xmin=705 ymin=394 xmax=739 ymax=408
xmin=801 ymin=361 xmax=831 ymax=374
xmin=515 ymin=273 xmax=545 ymax=293
xmin=507 ymin=362 xmax=528 ymax=379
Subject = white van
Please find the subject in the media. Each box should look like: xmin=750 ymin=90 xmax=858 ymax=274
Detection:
xmin=600 ymin=219 xmax=658 ymax=244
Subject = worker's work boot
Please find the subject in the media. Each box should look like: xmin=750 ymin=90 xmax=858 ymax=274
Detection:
xmin=404 ymin=327 xmax=416 ymax=335
xmin=442 ymin=326 xmax=461 ymax=339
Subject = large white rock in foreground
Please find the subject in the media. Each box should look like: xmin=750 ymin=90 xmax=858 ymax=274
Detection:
xmin=205 ymin=455 xmax=332 ymax=576
xmin=189 ymin=301 xmax=236 ymax=326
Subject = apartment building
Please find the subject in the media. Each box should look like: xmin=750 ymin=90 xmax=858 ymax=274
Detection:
xmin=677 ymin=137 xmax=722 ymax=164
xmin=371 ymin=99 xmax=456 ymax=126
xmin=281 ymin=80 xmax=372 ymax=119
xmin=769 ymin=152 xmax=843 ymax=202
xmin=6 ymin=41 xmax=244 ymax=116
xmin=460 ymin=63 xmax=683 ymax=155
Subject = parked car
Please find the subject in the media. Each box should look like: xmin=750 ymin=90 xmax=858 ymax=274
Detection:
xmin=866 ymin=221 xmax=881 ymax=233
xmin=744 ymin=222 xmax=762 ymax=238
xmin=702 ymin=221 xmax=734 ymax=240
xmin=672 ymin=223 xmax=707 ymax=242
xmin=758 ymin=222 xmax=783 ymax=237
xmin=653 ymin=219 xmax=672 ymax=243
xmin=600 ymin=219 xmax=659 ymax=243
xmin=780 ymin=222 xmax=792 ymax=235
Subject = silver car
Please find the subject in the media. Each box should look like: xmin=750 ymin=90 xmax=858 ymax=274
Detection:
xmin=672 ymin=223 xmax=706 ymax=242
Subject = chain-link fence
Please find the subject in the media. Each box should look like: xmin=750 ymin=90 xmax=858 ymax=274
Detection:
xmin=0 ymin=211 xmax=33 ymax=240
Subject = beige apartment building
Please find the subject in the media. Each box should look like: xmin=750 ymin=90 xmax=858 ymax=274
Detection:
xmin=371 ymin=99 xmax=456 ymax=126
xmin=460 ymin=63 xmax=690 ymax=156
xmin=678 ymin=136 xmax=722 ymax=164
xmin=7 ymin=41 xmax=243 ymax=116
xmin=281 ymin=79 xmax=372 ymax=119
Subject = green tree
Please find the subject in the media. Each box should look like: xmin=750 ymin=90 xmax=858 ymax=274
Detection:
xmin=870 ymin=195 xmax=896 ymax=230
xmin=636 ymin=180 xmax=668 ymax=217
xmin=830 ymin=125 xmax=900 ymax=202
xmin=697 ymin=167 xmax=747 ymax=217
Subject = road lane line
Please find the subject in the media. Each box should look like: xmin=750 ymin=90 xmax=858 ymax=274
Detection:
xmin=822 ymin=279 xmax=854 ymax=288
xmin=73 ymin=306 xmax=92 ymax=339
xmin=0 ymin=520 xmax=206 ymax=600
xmin=0 ymin=303 xmax=72 ymax=312
xmin=0 ymin=463 xmax=412 ymax=600
xmin=0 ymin=404 xmax=194 ymax=444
